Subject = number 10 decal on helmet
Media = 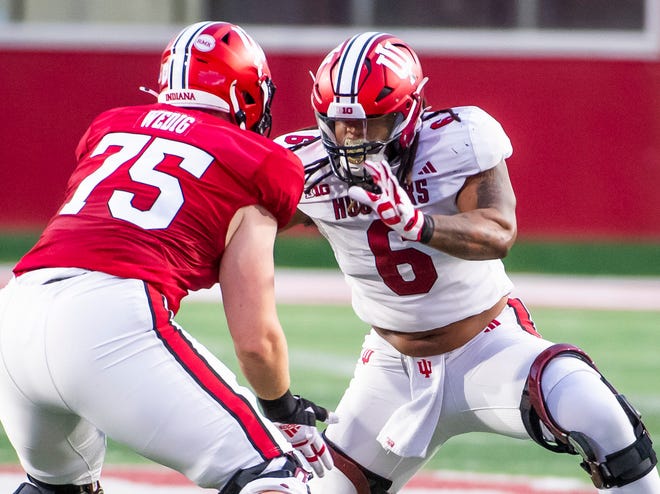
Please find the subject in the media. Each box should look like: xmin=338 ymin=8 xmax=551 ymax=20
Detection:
xmin=311 ymin=32 xmax=428 ymax=185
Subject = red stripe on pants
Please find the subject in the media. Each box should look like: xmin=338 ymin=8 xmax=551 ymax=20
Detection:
xmin=145 ymin=284 xmax=284 ymax=461
xmin=507 ymin=298 xmax=542 ymax=337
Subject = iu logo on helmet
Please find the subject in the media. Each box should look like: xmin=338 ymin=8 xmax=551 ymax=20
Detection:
xmin=232 ymin=25 xmax=267 ymax=73
xmin=374 ymin=41 xmax=417 ymax=84
xmin=417 ymin=359 xmax=432 ymax=378
xmin=361 ymin=349 xmax=374 ymax=364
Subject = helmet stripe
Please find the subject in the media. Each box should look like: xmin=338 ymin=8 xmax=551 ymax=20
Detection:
xmin=335 ymin=32 xmax=382 ymax=103
xmin=168 ymin=21 xmax=213 ymax=91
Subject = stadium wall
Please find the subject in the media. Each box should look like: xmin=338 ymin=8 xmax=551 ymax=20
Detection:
xmin=1 ymin=26 xmax=659 ymax=240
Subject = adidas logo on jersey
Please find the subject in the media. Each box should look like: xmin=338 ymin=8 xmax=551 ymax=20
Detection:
xmin=418 ymin=161 xmax=437 ymax=176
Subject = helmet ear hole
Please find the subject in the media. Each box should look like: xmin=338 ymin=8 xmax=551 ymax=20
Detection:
xmin=376 ymin=87 xmax=393 ymax=102
xmin=242 ymin=92 xmax=255 ymax=105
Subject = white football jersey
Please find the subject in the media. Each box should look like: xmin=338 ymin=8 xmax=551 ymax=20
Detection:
xmin=275 ymin=106 xmax=514 ymax=331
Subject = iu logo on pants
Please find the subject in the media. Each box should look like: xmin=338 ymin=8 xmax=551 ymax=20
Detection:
xmin=417 ymin=359 xmax=432 ymax=378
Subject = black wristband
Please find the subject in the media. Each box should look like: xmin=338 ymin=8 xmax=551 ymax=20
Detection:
xmin=258 ymin=390 xmax=298 ymax=421
xmin=419 ymin=214 xmax=435 ymax=244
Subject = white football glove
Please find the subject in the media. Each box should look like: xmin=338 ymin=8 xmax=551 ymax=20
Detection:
xmin=348 ymin=159 xmax=434 ymax=242
xmin=259 ymin=392 xmax=338 ymax=478
xmin=275 ymin=421 xmax=334 ymax=477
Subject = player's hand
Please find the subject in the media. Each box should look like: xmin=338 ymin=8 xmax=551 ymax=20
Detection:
xmin=275 ymin=421 xmax=333 ymax=478
xmin=348 ymin=159 xmax=433 ymax=242
xmin=259 ymin=392 xmax=338 ymax=477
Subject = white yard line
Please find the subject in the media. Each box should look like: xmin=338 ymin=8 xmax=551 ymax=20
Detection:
xmin=2 ymin=265 xmax=660 ymax=311
xmin=186 ymin=268 xmax=660 ymax=311
xmin=509 ymin=272 xmax=660 ymax=311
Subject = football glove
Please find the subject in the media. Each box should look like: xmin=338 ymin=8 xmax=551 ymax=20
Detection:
xmin=258 ymin=391 xmax=338 ymax=478
xmin=348 ymin=159 xmax=434 ymax=243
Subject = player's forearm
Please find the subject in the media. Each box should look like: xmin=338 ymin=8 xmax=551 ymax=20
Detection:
xmin=424 ymin=208 xmax=516 ymax=260
xmin=236 ymin=338 xmax=291 ymax=400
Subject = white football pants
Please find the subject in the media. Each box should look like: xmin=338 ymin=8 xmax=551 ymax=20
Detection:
xmin=0 ymin=268 xmax=292 ymax=489
xmin=314 ymin=302 xmax=659 ymax=493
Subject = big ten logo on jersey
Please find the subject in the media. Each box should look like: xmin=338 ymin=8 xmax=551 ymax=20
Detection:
xmin=140 ymin=110 xmax=195 ymax=135
xmin=305 ymin=183 xmax=330 ymax=199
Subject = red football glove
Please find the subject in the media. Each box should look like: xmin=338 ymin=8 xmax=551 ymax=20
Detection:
xmin=348 ymin=160 xmax=434 ymax=242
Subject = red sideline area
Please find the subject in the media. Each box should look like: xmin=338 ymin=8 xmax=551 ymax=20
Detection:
xmin=0 ymin=464 xmax=595 ymax=493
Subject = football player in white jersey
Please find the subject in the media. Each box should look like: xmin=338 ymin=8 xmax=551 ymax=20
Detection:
xmin=274 ymin=32 xmax=659 ymax=493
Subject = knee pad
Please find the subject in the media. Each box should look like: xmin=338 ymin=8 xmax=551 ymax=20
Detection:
xmin=14 ymin=476 xmax=103 ymax=494
xmin=520 ymin=343 xmax=657 ymax=489
xmin=219 ymin=453 xmax=310 ymax=494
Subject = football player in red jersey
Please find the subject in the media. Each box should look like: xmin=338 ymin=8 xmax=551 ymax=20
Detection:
xmin=0 ymin=22 xmax=334 ymax=494
xmin=276 ymin=32 xmax=659 ymax=493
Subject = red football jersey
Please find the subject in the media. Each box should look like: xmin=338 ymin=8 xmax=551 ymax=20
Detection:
xmin=15 ymin=103 xmax=304 ymax=313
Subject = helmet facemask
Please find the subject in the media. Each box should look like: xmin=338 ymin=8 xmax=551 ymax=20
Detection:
xmin=230 ymin=76 xmax=276 ymax=136
xmin=255 ymin=77 xmax=276 ymax=136
xmin=316 ymin=104 xmax=407 ymax=187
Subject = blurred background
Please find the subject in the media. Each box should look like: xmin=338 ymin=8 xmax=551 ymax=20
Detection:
xmin=1 ymin=2 xmax=659 ymax=488
xmin=1 ymin=0 xmax=659 ymax=273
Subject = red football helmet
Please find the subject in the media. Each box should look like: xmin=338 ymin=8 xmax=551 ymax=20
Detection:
xmin=156 ymin=21 xmax=275 ymax=135
xmin=311 ymin=32 xmax=428 ymax=184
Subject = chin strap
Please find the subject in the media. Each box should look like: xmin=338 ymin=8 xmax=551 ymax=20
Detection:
xmin=138 ymin=86 xmax=159 ymax=98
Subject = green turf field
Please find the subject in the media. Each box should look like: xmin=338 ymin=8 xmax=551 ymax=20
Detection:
xmin=2 ymin=301 xmax=657 ymax=483
xmin=2 ymin=230 xmax=660 ymax=276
